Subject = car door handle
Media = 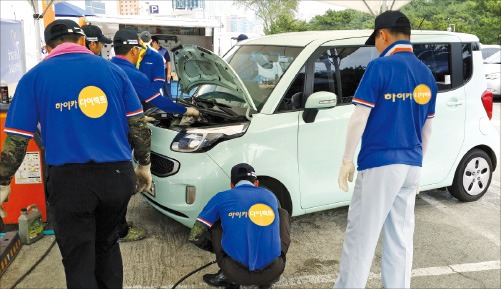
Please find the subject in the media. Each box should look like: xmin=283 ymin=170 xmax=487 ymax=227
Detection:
xmin=446 ymin=99 xmax=464 ymax=107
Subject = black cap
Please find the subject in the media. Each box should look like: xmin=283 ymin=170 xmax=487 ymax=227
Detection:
xmin=231 ymin=163 xmax=257 ymax=184
xmin=82 ymin=25 xmax=112 ymax=44
xmin=44 ymin=19 xmax=85 ymax=43
xmin=365 ymin=10 xmax=411 ymax=45
xmin=113 ymin=28 xmax=142 ymax=49
xmin=232 ymin=34 xmax=248 ymax=42
xmin=139 ymin=31 xmax=152 ymax=42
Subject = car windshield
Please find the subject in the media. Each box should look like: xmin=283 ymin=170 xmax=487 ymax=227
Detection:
xmin=194 ymin=45 xmax=303 ymax=112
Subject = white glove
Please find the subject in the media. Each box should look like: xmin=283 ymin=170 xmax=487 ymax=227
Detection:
xmin=135 ymin=164 xmax=152 ymax=193
xmin=184 ymin=107 xmax=200 ymax=117
xmin=0 ymin=185 xmax=11 ymax=218
xmin=338 ymin=161 xmax=355 ymax=192
xmin=144 ymin=116 xmax=157 ymax=123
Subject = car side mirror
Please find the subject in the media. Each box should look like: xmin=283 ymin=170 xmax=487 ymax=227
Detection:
xmin=304 ymin=91 xmax=337 ymax=109
xmin=303 ymin=91 xmax=337 ymax=123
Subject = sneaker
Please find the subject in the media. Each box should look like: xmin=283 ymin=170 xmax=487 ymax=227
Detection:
xmin=119 ymin=224 xmax=147 ymax=242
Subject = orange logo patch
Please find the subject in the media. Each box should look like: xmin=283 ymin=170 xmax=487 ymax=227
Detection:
xmin=413 ymin=84 xmax=432 ymax=105
xmin=248 ymin=204 xmax=275 ymax=226
xmin=78 ymin=86 xmax=108 ymax=118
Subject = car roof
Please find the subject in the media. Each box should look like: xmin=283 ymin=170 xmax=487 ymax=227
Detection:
xmin=241 ymin=30 xmax=479 ymax=47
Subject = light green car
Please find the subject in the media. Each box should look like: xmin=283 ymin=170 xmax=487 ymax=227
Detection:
xmin=142 ymin=30 xmax=500 ymax=227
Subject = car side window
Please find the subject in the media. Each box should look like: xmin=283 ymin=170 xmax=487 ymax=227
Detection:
xmin=312 ymin=47 xmax=377 ymax=105
xmin=414 ymin=44 xmax=452 ymax=91
xmin=462 ymin=43 xmax=473 ymax=83
xmin=277 ymin=66 xmax=306 ymax=112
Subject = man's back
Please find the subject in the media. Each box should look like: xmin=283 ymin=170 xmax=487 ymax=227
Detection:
xmin=8 ymin=52 xmax=141 ymax=165
xmin=199 ymin=184 xmax=281 ymax=270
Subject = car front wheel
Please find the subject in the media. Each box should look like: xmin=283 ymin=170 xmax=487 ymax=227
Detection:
xmin=448 ymin=149 xmax=493 ymax=202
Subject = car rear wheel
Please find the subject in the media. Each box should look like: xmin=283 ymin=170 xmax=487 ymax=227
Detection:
xmin=259 ymin=178 xmax=293 ymax=215
xmin=448 ymin=149 xmax=493 ymax=202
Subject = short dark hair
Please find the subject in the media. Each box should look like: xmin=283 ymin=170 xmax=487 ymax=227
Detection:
xmin=151 ymin=36 xmax=159 ymax=44
xmin=114 ymin=44 xmax=134 ymax=56
xmin=386 ymin=26 xmax=411 ymax=39
xmin=46 ymin=34 xmax=83 ymax=49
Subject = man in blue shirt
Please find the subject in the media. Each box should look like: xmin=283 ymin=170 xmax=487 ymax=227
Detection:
xmin=138 ymin=31 xmax=166 ymax=95
xmin=151 ymin=35 xmax=173 ymax=98
xmin=336 ymin=11 xmax=437 ymax=289
xmin=0 ymin=19 xmax=152 ymax=288
xmin=111 ymin=29 xmax=199 ymax=117
xmin=189 ymin=163 xmax=291 ymax=289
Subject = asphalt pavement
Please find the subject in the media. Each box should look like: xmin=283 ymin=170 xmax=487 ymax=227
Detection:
xmin=1 ymin=103 xmax=500 ymax=289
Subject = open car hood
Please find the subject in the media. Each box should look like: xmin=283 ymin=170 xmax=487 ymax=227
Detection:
xmin=172 ymin=45 xmax=257 ymax=111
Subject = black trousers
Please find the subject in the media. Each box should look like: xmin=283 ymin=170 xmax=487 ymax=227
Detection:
xmin=211 ymin=223 xmax=286 ymax=286
xmin=47 ymin=161 xmax=134 ymax=289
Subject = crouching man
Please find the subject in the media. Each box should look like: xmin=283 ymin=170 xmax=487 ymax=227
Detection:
xmin=189 ymin=163 xmax=291 ymax=289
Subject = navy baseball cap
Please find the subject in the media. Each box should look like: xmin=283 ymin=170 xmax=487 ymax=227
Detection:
xmin=365 ymin=10 xmax=411 ymax=45
xmin=82 ymin=25 xmax=112 ymax=44
xmin=232 ymin=34 xmax=248 ymax=42
xmin=44 ymin=19 xmax=85 ymax=43
xmin=231 ymin=163 xmax=257 ymax=184
xmin=113 ymin=28 xmax=142 ymax=49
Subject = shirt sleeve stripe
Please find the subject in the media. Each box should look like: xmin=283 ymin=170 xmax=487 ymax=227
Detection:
xmin=197 ymin=217 xmax=213 ymax=227
xmin=4 ymin=128 xmax=34 ymax=138
xmin=126 ymin=109 xmax=144 ymax=117
xmin=153 ymin=78 xmax=165 ymax=82
xmin=427 ymin=114 xmax=435 ymax=118
xmin=352 ymin=98 xmax=375 ymax=108
xmin=145 ymin=92 xmax=161 ymax=102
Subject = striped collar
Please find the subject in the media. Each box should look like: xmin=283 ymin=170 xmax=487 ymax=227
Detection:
xmin=380 ymin=40 xmax=413 ymax=57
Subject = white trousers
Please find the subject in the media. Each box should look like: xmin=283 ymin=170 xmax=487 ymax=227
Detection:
xmin=334 ymin=164 xmax=421 ymax=289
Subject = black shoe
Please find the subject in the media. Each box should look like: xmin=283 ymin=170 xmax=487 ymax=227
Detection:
xmin=202 ymin=270 xmax=239 ymax=288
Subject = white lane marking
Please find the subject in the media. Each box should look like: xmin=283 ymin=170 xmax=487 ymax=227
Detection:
xmin=419 ymin=193 xmax=501 ymax=247
xmin=134 ymin=260 xmax=500 ymax=288
xmin=412 ymin=260 xmax=501 ymax=277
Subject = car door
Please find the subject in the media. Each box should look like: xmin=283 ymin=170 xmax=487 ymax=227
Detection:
xmin=416 ymin=43 xmax=466 ymax=185
xmin=297 ymin=46 xmax=376 ymax=210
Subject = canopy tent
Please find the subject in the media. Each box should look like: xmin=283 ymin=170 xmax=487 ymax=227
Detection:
xmin=54 ymin=2 xmax=95 ymax=17
xmin=320 ymin=0 xmax=413 ymax=16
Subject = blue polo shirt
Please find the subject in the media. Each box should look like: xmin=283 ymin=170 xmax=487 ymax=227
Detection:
xmin=111 ymin=56 xmax=186 ymax=114
xmin=352 ymin=40 xmax=438 ymax=171
xmin=197 ymin=181 xmax=281 ymax=271
xmin=139 ymin=46 xmax=165 ymax=92
xmin=4 ymin=51 xmax=143 ymax=166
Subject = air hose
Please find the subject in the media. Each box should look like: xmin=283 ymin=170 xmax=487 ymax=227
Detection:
xmin=171 ymin=260 xmax=217 ymax=289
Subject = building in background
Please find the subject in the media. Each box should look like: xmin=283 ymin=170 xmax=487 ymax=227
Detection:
xmin=119 ymin=0 xmax=140 ymax=15
xmin=85 ymin=0 xmax=106 ymax=14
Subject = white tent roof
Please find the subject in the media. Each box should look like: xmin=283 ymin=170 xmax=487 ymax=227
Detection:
xmin=84 ymin=14 xmax=219 ymax=28
xmin=320 ymin=0 xmax=413 ymax=16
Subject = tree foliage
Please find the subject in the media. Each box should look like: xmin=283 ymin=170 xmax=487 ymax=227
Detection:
xmin=267 ymin=0 xmax=501 ymax=44
xmin=234 ymin=0 xmax=300 ymax=35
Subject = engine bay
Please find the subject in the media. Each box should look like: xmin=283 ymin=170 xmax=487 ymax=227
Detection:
xmin=144 ymin=96 xmax=249 ymax=130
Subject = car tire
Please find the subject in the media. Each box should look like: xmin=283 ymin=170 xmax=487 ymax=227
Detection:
xmin=259 ymin=178 xmax=293 ymax=215
xmin=448 ymin=148 xmax=493 ymax=202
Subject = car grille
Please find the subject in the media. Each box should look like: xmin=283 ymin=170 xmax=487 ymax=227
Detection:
xmin=151 ymin=152 xmax=180 ymax=177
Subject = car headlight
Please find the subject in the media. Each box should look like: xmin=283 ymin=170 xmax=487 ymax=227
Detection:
xmin=486 ymin=72 xmax=500 ymax=80
xmin=171 ymin=123 xmax=249 ymax=152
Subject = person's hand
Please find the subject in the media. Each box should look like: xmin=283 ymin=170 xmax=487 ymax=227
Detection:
xmin=144 ymin=116 xmax=157 ymax=123
xmin=135 ymin=164 xmax=152 ymax=193
xmin=184 ymin=107 xmax=200 ymax=117
xmin=338 ymin=161 xmax=355 ymax=192
xmin=0 ymin=185 xmax=11 ymax=218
